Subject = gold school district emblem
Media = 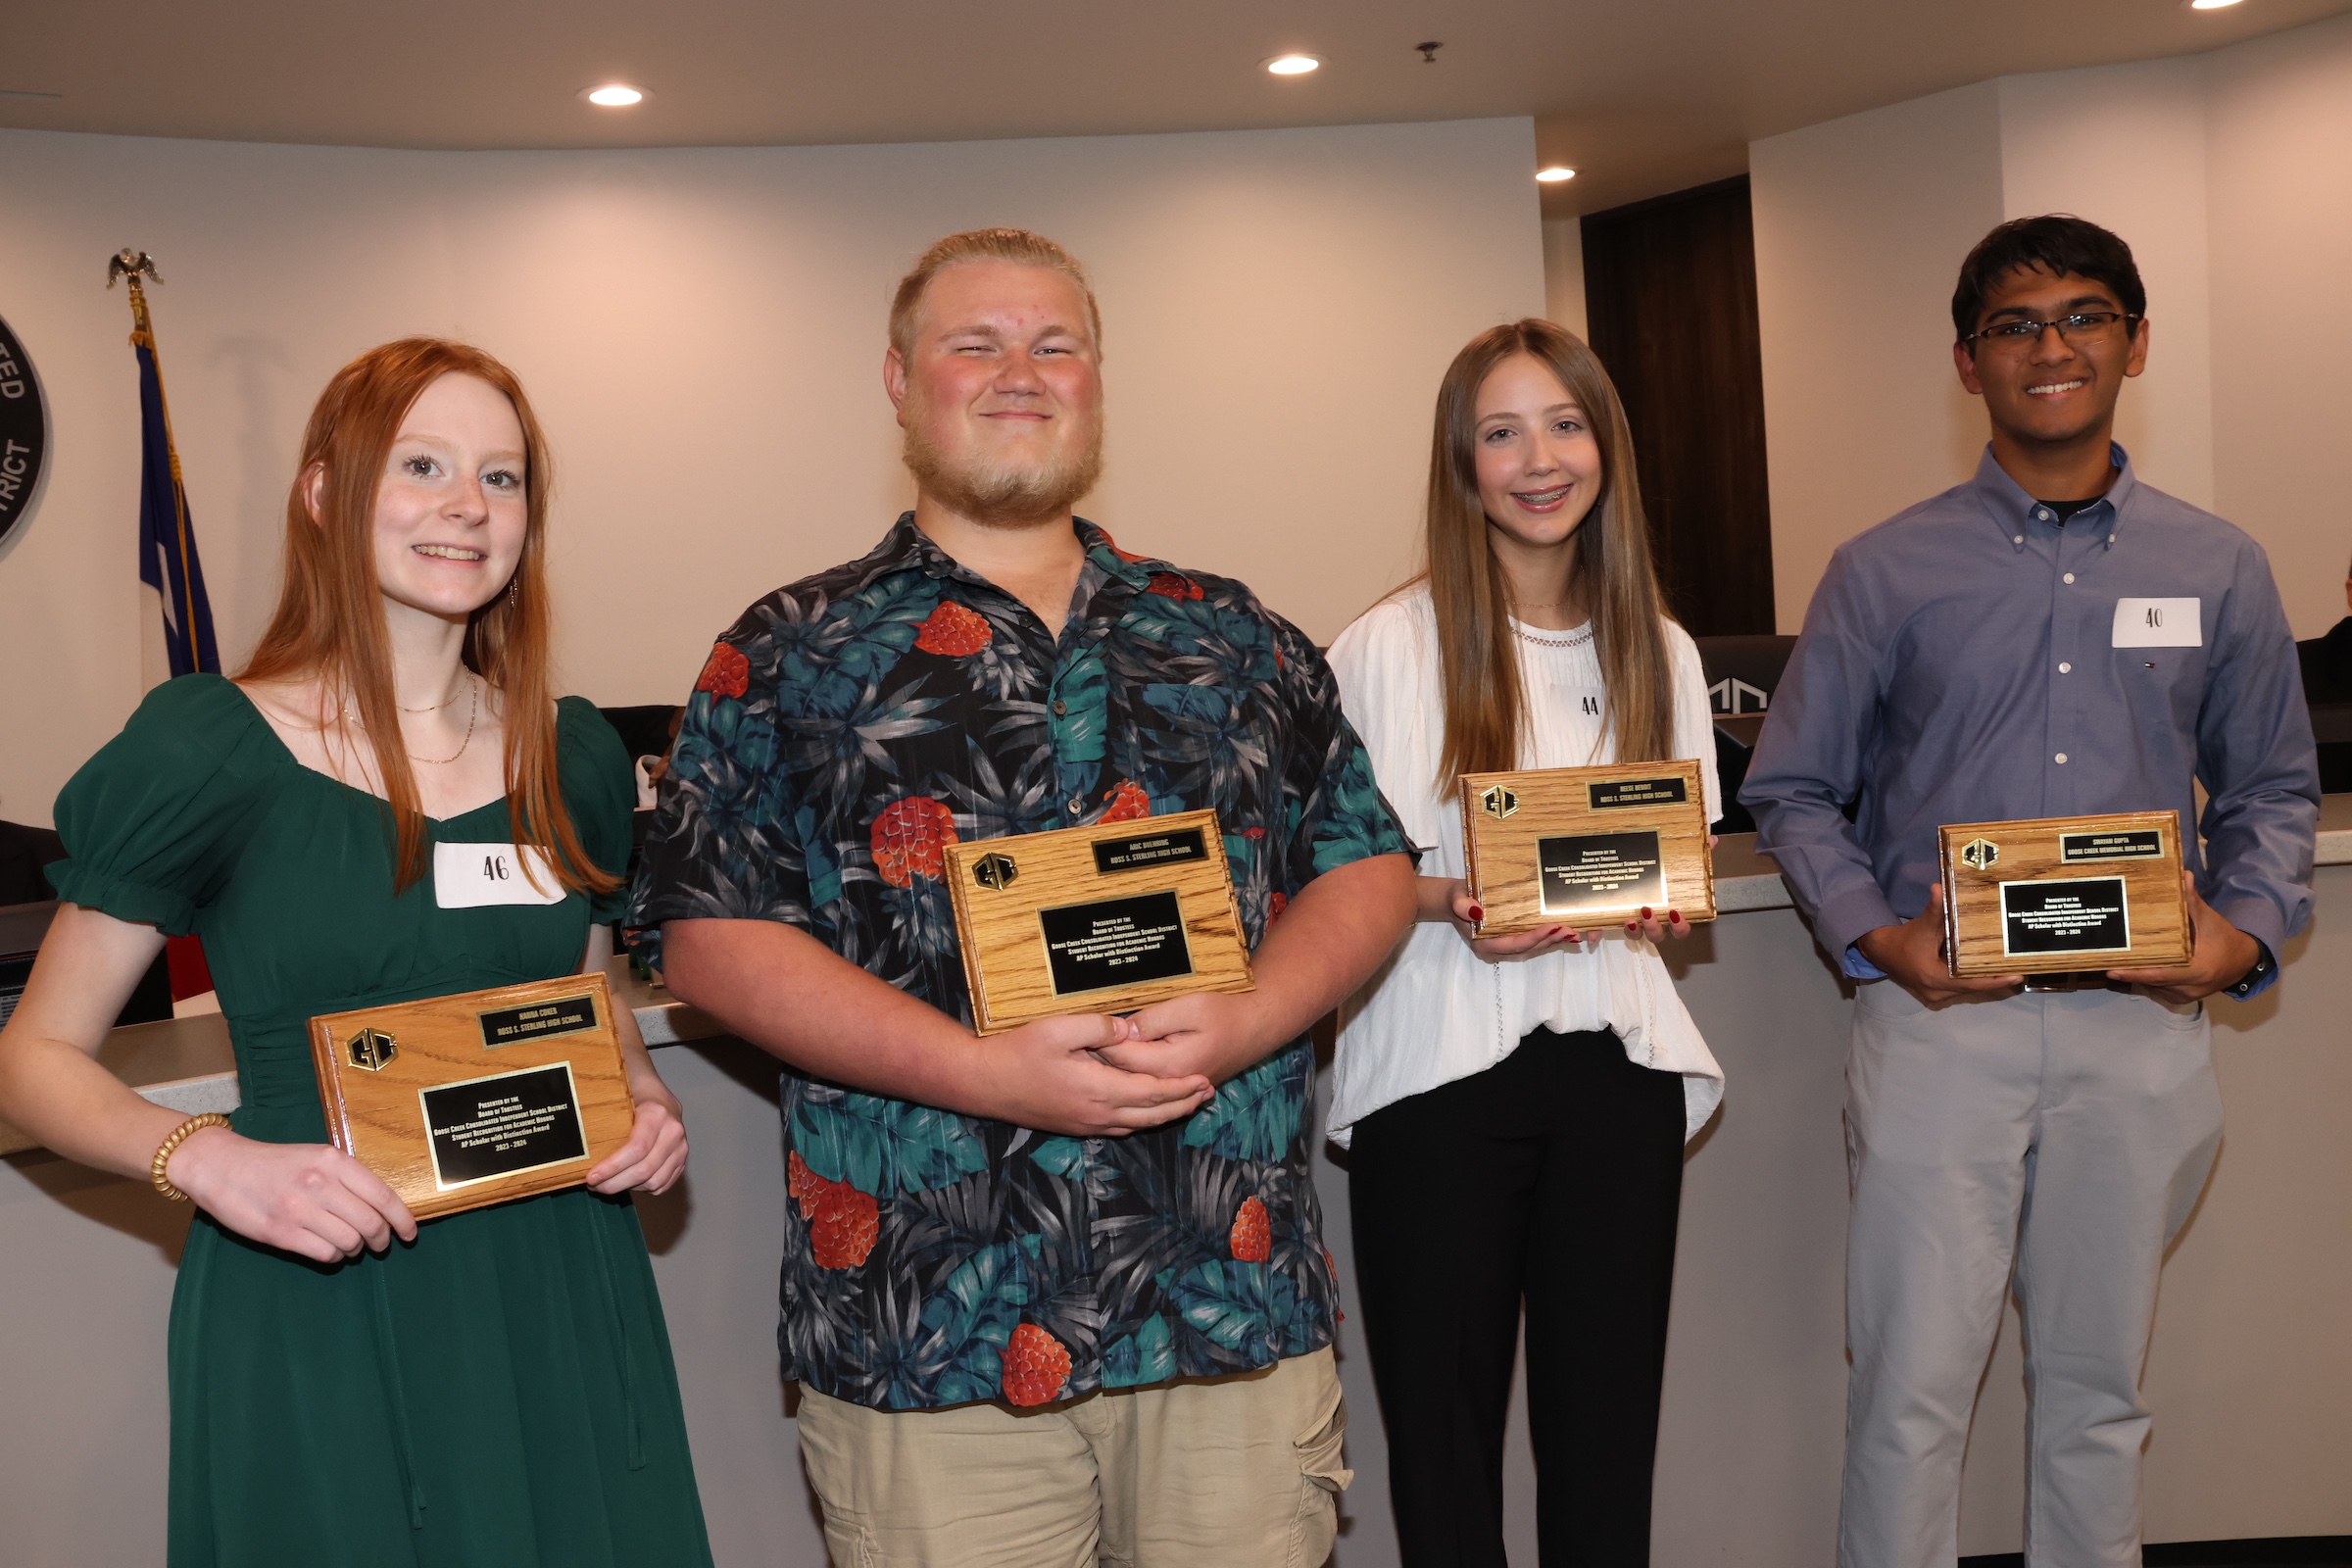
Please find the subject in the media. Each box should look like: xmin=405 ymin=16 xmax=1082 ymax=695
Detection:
xmin=1959 ymin=838 xmax=2000 ymax=871
xmin=345 ymin=1028 xmax=399 ymax=1072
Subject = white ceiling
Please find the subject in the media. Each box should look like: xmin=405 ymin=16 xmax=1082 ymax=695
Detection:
xmin=4 ymin=0 xmax=2344 ymax=218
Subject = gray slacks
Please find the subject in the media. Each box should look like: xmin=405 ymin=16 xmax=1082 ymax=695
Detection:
xmin=1837 ymin=980 xmax=2223 ymax=1568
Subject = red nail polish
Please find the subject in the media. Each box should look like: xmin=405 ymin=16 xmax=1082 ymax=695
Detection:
xmin=1668 ymin=909 xmax=1681 ymax=923
xmin=1641 ymin=906 xmax=1653 ymax=919
xmin=1625 ymin=920 xmax=1638 ymax=933
xmin=1468 ymin=905 xmax=1485 ymax=921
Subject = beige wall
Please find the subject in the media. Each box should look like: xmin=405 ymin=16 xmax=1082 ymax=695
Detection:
xmin=1750 ymin=82 xmax=2004 ymax=635
xmin=0 ymin=118 xmax=1544 ymax=828
xmin=1996 ymin=59 xmax=2216 ymax=514
xmin=1752 ymin=12 xmax=2352 ymax=637
xmin=1541 ymin=217 xmax=1589 ymax=340
xmin=2208 ymin=15 xmax=2352 ymax=625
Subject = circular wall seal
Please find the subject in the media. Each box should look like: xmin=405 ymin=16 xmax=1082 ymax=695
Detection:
xmin=0 ymin=313 xmax=49 ymax=556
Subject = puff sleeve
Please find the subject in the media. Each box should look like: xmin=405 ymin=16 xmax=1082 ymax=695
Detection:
xmin=47 ymin=675 xmax=283 ymax=936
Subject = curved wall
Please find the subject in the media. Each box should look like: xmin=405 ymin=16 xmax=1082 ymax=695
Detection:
xmin=0 ymin=116 xmax=1545 ymax=828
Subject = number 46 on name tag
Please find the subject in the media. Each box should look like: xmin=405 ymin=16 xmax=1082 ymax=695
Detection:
xmin=2112 ymin=597 xmax=2200 ymax=648
xmin=434 ymin=842 xmax=565 ymax=908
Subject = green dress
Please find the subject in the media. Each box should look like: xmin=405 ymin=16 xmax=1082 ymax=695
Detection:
xmin=51 ymin=675 xmax=713 ymax=1568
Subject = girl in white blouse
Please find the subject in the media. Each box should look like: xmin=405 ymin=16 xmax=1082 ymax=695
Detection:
xmin=1328 ymin=319 xmax=1723 ymax=1566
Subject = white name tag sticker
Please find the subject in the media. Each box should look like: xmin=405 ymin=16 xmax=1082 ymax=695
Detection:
xmin=433 ymin=843 xmax=565 ymax=908
xmin=2112 ymin=598 xmax=2201 ymax=648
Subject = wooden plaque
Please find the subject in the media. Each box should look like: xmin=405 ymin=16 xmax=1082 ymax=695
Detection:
xmin=309 ymin=973 xmax=634 ymax=1220
xmin=1458 ymin=760 xmax=1715 ymax=938
xmin=1938 ymin=811 xmax=2190 ymax=978
xmin=943 ymin=808 xmax=1256 ymax=1036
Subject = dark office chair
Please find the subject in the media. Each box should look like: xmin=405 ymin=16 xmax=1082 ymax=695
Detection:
xmin=0 ymin=820 xmax=175 ymax=1027
xmin=2296 ymin=629 xmax=2352 ymax=794
xmin=1692 ymin=636 xmax=1797 ymax=833
xmin=0 ymin=818 xmax=66 ymax=908
xmin=597 ymin=704 xmax=685 ymax=889
xmin=598 ymin=705 xmax=684 ymax=773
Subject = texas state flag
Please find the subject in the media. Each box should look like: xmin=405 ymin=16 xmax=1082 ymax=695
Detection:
xmin=132 ymin=330 xmax=219 ymax=677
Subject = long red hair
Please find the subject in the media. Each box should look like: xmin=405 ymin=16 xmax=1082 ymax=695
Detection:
xmin=237 ymin=338 xmax=615 ymax=899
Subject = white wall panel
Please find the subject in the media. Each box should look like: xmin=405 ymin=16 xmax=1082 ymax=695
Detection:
xmin=0 ymin=119 xmax=1544 ymax=827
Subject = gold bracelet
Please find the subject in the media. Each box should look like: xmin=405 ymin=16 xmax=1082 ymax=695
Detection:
xmin=150 ymin=1113 xmax=231 ymax=1201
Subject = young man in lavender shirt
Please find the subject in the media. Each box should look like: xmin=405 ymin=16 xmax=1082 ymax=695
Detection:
xmin=1741 ymin=216 xmax=2318 ymax=1568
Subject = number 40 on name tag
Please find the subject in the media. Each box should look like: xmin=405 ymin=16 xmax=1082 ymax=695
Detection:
xmin=434 ymin=842 xmax=565 ymax=908
xmin=2112 ymin=597 xmax=2200 ymax=648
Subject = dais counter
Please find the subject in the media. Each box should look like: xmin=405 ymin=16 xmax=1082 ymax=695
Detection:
xmin=6 ymin=809 xmax=2350 ymax=1564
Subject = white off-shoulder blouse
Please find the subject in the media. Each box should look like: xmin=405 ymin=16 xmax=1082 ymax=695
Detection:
xmin=1325 ymin=586 xmax=1726 ymax=1147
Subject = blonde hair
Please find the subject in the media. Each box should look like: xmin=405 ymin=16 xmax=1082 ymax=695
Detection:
xmin=1421 ymin=319 xmax=1678 ymax=792
xmin=889 ymin=228 xmax=1102 ymax=360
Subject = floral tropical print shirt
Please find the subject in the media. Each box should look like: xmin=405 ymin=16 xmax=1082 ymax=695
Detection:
xmin=629 ymin=514 xmax=1412 ymax=1411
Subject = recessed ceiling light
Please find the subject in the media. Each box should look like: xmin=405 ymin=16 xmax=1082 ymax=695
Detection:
xmin=2187 ymin=0 xmax=2243 ymax=8
xmin=1264 ymin=55 xmax=1321 ymax=75
xmin=1536 ymin=167 xmax=1578 ymax=183
xmin=584 ymin=84 xmax=645 ymax=107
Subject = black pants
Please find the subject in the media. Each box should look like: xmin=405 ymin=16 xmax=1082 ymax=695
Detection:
xmin=1349 ymin=1027 xmax=1687 ymax=1568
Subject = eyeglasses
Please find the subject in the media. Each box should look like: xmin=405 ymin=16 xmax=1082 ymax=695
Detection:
xmin=1963 ymin=311 xmax=2139 ymax=349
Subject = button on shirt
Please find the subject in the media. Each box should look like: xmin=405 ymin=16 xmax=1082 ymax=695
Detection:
xmin=629 ymin=514 xmax=1412 ymax=1411
xmin=1740 ymin=446 xmax=2317 ymax=990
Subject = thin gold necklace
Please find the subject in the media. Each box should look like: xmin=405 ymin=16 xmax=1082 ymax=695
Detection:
xmin=345 ymin=674 xmax=479 ymax=764
xmin=396 ymin=673 xmax=469 ymax=714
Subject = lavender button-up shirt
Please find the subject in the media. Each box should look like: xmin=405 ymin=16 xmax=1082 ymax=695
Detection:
xmin=1741 ymin=445 xmax=2317 ymax=992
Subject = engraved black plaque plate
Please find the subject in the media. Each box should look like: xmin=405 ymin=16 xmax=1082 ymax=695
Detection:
xmin=477 ymin=992 xmax=599 ymax=1050
xmin=2001 ymin=878 xmax=2132 ymax=956
xmin=2059 ymin=830 xmax=2166 ymax=863
xmin=1538 ymin=830 xmax=1666 ymax=915
xmin=1092 ymin=827 xmax=1209 ymax=876
xmin=420 ymin=1062 xmax=589 ymax=1189
xmin=1039 ymin=890 xmax=1195 ymax=996
xmin=1587 ymin=776 xmax=1689 ymax=811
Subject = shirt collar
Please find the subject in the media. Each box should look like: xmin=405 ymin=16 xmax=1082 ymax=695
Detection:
xmin=1076 ymin=520 xmax=1163 ymax=596
xmin=1971 ymin=440 xmax=2137 ymax=554
xmin=854 ymin=512 xmax=1165 ymax=597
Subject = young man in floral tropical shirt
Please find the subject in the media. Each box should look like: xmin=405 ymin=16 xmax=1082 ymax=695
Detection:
xmin=630 ymin=227 xmax=1418 ymax=1566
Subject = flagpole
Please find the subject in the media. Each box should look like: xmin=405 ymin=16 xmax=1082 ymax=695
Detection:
xmin=108 ymin=249 xmax=202 ymax=663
